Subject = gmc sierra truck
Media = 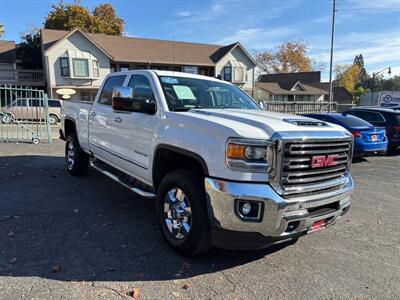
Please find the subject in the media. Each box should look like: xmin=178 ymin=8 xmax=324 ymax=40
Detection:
xmin=60 ymin=70 xmax=354 ymax=256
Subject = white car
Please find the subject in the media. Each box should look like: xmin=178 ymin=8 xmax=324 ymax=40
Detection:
xmin=60 ymin=70 xmax=354 ymax=256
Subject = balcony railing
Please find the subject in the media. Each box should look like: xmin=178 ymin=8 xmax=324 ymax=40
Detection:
xmin=0 ymin=68 xmax=45 ymax=86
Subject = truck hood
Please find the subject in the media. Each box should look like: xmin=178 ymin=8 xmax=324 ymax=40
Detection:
xmin=180 ymin=109 xmax=348 ymax=139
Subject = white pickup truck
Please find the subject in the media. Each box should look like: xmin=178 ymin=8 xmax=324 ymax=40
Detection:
xmin=60 ymin=70 xmax=354 ymax=256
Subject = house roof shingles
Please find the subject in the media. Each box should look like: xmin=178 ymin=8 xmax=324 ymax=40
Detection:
xmin=41 ymin=29 xmax=233 ymax=66
xmin=259 ymin=71 xmax=321 ymax=84
xmin=256 ymin=81 xmax=328 ymax=95
xmin=0 ymin=40 xmax=16 ymax=63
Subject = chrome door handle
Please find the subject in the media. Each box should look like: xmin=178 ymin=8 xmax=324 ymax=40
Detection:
xmin=91 ymin=111 xmax=97 ymax=117
xmin=114 ymin=117 xmax=122 ymax=123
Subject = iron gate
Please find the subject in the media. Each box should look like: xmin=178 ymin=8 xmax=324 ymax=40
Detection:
xmin=0 ymin=85 xmax=52 ymax=144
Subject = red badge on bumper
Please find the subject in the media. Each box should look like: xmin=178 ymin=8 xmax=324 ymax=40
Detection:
xmin=308 ymin=219 xmax=327 ymax=233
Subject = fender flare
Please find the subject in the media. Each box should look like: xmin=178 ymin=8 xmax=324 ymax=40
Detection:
xmin=152 ymin=144 xmax=209 ymax=184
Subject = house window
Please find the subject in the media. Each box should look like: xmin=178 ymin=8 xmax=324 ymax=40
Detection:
xmin=60 ymin=57 xmax=69 ymax=77
xmin=199 ymin=68 xmax=208 ymax=76
xmin=73 ymin=58 xmax=89 ymax=77
xmin=119 ymin=64 xmax=130 ymax=71
xmin=110 ymin=63 xmax=117 ymax=72
xmin=233 ymin=67 xmax=244 ymax=83
xmin=93 ymin=60 xmax=99 ymax=77
xmin=136 ymin=65 xmax=148 ymax=70
xmin=223 ymin=65 xmax=232 ymax=82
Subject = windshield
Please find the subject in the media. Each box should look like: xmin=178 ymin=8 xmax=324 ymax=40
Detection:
xmin=158 ymin=76 xmax=260 ymax=111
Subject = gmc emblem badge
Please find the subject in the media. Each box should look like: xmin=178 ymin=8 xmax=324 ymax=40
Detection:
xmin=311 ymin=154 xmax=339 ymax=168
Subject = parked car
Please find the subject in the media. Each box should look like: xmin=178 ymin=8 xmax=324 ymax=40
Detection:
xmin=60 ymin=70 xmax=354 ymax=256
xmin=304 ymin=113 xmax=387 ymax=157
xmin=344 ymin=107 xmax=400 ymax=153
xmin=1 ymin=98 xmax=62 ymax=125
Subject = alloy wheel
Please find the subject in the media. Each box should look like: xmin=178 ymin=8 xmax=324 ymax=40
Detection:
xmin=67 ymin=141 xmax=75 ymax=170
xmin=164 ymin=188 xmax=192 ymax=239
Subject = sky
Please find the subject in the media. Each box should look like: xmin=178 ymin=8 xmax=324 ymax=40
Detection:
xmin=0 ymin=0 xmax=399 ymax=81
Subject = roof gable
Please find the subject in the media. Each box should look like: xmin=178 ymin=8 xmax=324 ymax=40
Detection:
xmin=42 ymin=28 xmax=112 ymax=59
xmin=291 ymin=81 xmax=306 ymax=91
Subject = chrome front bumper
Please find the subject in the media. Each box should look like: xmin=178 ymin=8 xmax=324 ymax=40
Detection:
xmin=205 ymin=176 xmax=353 ymax=240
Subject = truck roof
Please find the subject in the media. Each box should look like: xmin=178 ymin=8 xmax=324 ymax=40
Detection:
xmin=109 ymin=69 xmax=227 ymax=84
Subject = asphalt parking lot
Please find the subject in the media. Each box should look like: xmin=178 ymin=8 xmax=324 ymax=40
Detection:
xmin=0 ymin=140 xmax=399 ymax=300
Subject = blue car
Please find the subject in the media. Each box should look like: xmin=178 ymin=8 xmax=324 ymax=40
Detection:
xmin=304 ymin=113 xmax=388 ymax=157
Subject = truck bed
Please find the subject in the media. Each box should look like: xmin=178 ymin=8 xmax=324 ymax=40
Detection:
xmin=61 ymin=100 xmax=92 ymax=151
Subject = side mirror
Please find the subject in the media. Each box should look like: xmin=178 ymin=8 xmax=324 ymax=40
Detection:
xmin=112 ymin=86 xmax=134 ymax=112
xmin=141 ymin=99 xmax=157 ymax=115
xmin=258 ymin=101 xmax=264 ymax=109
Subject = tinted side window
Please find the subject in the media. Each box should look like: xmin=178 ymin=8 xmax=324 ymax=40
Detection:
xmin=98 ymin=75 xmax=126 ymax=105
xmin=367 ymin=112 xmax=385 ymax=122
xmin=16 ymin=99 xmax=27 ymax=107
xmin=348 ymin=111 xmax=384 ymax=123
xmin=30 ymin=99 xmax=41 ymax=107
xmin=49 ymin=100 xmax=61 ymax=107
xmin=128 ymin=75 xmax=154 ymax=101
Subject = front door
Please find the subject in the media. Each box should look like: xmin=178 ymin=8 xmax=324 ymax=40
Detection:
xmin=125 ymin=74 xmax=159 ymax=182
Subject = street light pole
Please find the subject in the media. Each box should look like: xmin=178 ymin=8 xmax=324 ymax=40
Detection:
xmin=328 ymin=0 xmax=337 ymax=112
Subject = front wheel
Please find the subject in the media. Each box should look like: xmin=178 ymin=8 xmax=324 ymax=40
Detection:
xmin=65 ymin=134 xmax=89 ymax=176
xmin=156 ymin=170 xmax=211 ymax=256
xmin=48 ymin=114 xmax=59 ymax=125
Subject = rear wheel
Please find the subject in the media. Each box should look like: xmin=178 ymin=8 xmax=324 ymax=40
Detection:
xmin=156 ymin=170 xmax=211 ymax=256
xmin=65 ymin=134 xmax=89 ymax=176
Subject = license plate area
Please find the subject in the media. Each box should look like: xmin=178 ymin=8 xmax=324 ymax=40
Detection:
xmin=371 ymin=134 xmax=378 ymax=142
xmin=308 ymin=219 xmax=327 ymax=233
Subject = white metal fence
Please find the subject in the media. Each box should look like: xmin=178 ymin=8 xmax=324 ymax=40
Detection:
xmin=261 ymin=101 xmax=355 ymax=115
xmin=0 ymin=85 xmax=52 ymax=144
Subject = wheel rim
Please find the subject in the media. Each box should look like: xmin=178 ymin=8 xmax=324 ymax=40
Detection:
xmin=3 ymin=114 xmax=12 ymax=123
xmin=49 ymin=116 xmax=56 ymax=124
xmin=67 ymin=141 xmax=75 ymax=170
xmin=164 ymin=188 xmax=192 ymax=240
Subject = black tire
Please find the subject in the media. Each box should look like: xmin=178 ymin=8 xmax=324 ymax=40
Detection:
xmin=49 ymin=114 xmax=59 ymax=125
xmin=65 ymin=134 xmax=89 ymax=176
xmin=156 ymin=169 xmax=211 ymax=256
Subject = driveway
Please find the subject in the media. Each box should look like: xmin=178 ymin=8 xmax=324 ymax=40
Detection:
xmin=0 ymin=141 xmax=399 ymax=299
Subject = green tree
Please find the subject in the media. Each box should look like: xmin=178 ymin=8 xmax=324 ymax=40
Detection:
xmin=254 ymin=40 xmax=319 ymax=74
xmin=372 ymin=75 xmax=400 ymax=92
xmin=44 ymin=0 xmax=124 ymax=35
xmin=92 ymin=4 xmax=124 ymax=35
xmin=0 ymin=22 xmax=4 ymax=37
xmin=353 ymin=54 xmax=369 ymax=84
xmin=17 ymin=27 xmax=43 ymax=69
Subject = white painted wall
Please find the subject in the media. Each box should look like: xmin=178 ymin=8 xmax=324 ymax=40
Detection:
xmin=44 ymin=31 xmax=111 ymax=94
xmin=215 ymin=46 xmax=255 ymax=94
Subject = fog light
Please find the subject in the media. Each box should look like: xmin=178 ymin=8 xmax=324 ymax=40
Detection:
xmin=241 ymin=202 xmax=252 ymax=215
xmin=235 ymin=200 xmax=263 ymax=222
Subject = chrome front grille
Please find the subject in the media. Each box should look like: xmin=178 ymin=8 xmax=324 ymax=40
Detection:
xmin=281 ymin=139 xmax=352 ymax=194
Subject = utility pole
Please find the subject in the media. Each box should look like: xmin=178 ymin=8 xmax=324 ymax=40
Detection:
xmin=328 ymin=0 xmax=337 ymax=112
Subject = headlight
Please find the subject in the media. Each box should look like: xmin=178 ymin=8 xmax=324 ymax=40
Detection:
xmin=226 ymin=138 xmax=273 ymax=172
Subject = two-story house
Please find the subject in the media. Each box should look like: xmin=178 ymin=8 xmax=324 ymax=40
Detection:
xmin=40 ymin=28 xmax=256 ymax=101
xmin=0 ymin=40 xmax=45 ymax=87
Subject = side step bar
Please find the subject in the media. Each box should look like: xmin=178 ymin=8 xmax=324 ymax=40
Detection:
xmin=90 ymin=161 xmax=156 ymax=198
